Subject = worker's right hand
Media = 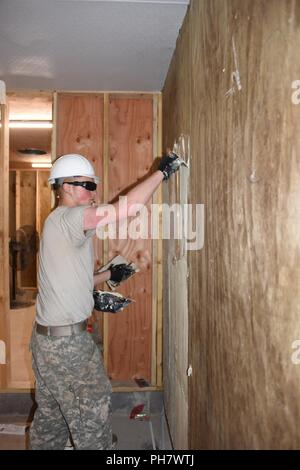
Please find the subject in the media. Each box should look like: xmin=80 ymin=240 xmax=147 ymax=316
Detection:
xmin=109 ymin=263 xmax=135 ymax=283
xmin=158 ymin=152 xmax=182 ymax=180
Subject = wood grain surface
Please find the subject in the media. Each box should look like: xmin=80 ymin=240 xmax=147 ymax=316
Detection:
xmin=162 ymin=11 xmax=191 ymax=450
xmin=56 ymin=93 xmax=154 ymax=382
xmin=18 ymin=171 xmax=37 ymax=287
xmin=163 ymin=0 xmax=300 ymax=449
xmin=107 ymin=97 xmax=153 ymax=382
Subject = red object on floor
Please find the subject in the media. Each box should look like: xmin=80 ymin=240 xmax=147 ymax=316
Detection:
xmin=129 ymin=404 xmax=145 ymax=420
xmin=87 ymin=324 xmax=93 ymax=333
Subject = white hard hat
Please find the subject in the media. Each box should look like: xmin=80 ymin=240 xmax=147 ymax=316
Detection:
xmin=48 ymin=154 xmax=100 ymax=184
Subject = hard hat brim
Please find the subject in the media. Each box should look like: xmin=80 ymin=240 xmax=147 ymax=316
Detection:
xmin=48 ymin=174 xmax=100 ymax=185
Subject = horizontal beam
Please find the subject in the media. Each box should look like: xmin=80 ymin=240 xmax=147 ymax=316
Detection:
xmin=60 ymin=0 xmax=190 ymax=4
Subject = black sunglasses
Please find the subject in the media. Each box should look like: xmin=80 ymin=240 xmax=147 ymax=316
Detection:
xmin=64 ymin=181 xmax=97 ymax=191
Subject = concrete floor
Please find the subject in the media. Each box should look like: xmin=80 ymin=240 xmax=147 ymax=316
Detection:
xmin=0 ymin=392 xmax=172 ymax=450
xmin=0 ymin=415 xmax=30 ymax=450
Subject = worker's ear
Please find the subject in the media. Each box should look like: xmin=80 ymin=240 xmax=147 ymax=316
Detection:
xmin=61 ymin=182 xmax=72 ymax=195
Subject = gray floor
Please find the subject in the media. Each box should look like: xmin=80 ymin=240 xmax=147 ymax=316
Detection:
xmin=112 ymin=411 xmax=171 ymax=450
xmin=0 ymin=391 xmax=172 ymax=450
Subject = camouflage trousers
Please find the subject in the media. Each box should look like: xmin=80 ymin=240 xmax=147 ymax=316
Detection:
xmin=29 ymin=326 xmax=113 ymax=450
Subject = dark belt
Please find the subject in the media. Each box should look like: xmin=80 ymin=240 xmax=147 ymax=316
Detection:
xmin=35 ymin=320 xmax=87 ymax=337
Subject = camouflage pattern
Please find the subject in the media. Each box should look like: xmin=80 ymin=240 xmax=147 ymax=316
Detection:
xmin=29 ymin=326 xmax=113 ymax=450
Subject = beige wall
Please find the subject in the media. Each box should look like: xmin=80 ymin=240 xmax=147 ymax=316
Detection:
xmin=163 ymin=0 xmax=300 ymax=449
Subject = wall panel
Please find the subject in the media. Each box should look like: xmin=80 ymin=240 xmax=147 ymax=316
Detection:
xmin=36 ymin=171 xmax=51 ymax=234
xmin=108 ymin=97 xmax=153 ymax=382
xmin=162 ymin=12 xmax=191 ymax=449
xmin=18 ymin=171 xmax=37 ymax=287
xmin=163 ymin=0 xmax=300 ymax=449
xmin=56 ymin=93 xmax=104 ymax=207
xmin=56 ymin=93 xmax=156 ymax=384
xmin=7 ymin=304 xmax=35 ymax=389
xmin=56 ymin=92 xmax=104 ymax=271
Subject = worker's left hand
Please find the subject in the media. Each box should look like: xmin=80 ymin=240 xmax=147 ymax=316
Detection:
xmin=109 ymin=263 xmax=135 ymax=283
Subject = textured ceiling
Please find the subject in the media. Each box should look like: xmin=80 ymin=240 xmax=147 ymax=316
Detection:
xmin=0 ymin=0 xmax=189 ymax=92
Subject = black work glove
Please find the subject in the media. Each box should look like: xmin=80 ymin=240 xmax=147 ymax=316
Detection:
xmin=93 ymin=290 xmax=132 ymax=313
xmin=109 ymin=263 xmax=135 ymax=283
xmin=158 ymin=152 xmax=182 ymax=180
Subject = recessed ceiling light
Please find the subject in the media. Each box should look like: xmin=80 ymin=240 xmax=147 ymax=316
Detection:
xmin=18 ymin=148 xmax=47 ymax=155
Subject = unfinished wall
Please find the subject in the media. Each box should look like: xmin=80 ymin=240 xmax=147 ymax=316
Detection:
xmin=107 ymin=97 xmax=153 ymax=382
xmin=17 ymin=171 xmax=37 ymax=287
xmin=56 ymin=92 xmax=161 ymax=385
xmin=7 ymin=304 xmax=35 ymax=389
xmin=163 ymin=0 xmax=300 ymax=449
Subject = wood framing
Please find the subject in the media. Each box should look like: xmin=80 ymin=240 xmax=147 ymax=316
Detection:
xmin=1 ymin=90 xmax=163 ymax=391
xmin=103 ymin=93 xmax=110 ymax=370
xmin=56 ymin=91 xmax=163 ymax=387
xmin=151 ymin=93 xmax=163 ymax=387
xmin=0 ymin=103 xmax=9 ymax=388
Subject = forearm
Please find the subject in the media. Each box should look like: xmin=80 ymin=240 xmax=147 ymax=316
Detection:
xmin=94 ymin=270 xmax=111 ymax=287
xmin=119 ymin=170 xmax=163 ymax=217
xmin=84 ymin=170 xmax=163 ymax=229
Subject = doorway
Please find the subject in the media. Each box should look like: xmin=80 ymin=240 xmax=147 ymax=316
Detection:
xmin=8 ymin=91 xmax=52 ymax=309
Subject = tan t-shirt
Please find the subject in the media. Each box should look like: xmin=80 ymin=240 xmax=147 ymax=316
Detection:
xmin=36 ymin=205 xmax=95 ymax=326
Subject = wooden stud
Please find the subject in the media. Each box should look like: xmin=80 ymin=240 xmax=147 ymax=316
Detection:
xmin=151 ymin=96 xmax=158 ymax=386
xmin=15 ymin=171 xmax=21 ymax=292
xmin=51 ymin=91 xmax=57 ymax=161
xmin=156 ymin=93 xmax=163 ymax=387
xmin=151 ymin=93 xmax=163 ymax=386
xmin=36 ymin=171 xmax=40 ymax=234
xmin=103 ymin=93 xmax=110 ymax=370
xmin=0 ymin=103 xmax=10 ymax=388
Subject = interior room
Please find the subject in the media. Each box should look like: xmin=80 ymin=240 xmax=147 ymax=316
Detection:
xmin=1 ymin=0 xmax=300 ymax=452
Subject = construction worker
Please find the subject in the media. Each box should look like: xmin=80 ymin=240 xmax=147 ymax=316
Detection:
xmin=29 ymin=152 xmax=181 ymax=450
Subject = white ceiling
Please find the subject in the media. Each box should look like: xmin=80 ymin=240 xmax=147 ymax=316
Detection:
xmin=0 ymin=0 xmax=190 ymax=92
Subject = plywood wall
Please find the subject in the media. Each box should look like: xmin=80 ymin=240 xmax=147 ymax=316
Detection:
xmin=7 ymin=304 xmax=35 ymax=389
xmin=9 ymin=170 xmax=51 ymax=291
xmin=36 ymin=171 xmax=51 ymax=234
xmin=17 ymin=171 xmax=37 ymax=287
xmin=56 ymin=93 xmax=103 ymax=187
xmin=56 ymin=92 xmax=104 ymax=263
xmin=162 ymin=13 xmax=191 ymax=450
xmin=163 ymin=0 xmax=300 ymax=450
xmin=107 ymin=97 xmax=153 ymax=382
xmin=56 ymin=93 xmax=156 ymax=383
